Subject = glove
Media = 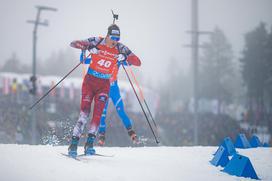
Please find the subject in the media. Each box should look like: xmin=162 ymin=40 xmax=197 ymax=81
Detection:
xmin=117 ymin=53 xmax=127 ymax=62
xmin=70 ymin=41 xmax=89 ymax=50
xmin=89 ymin=47 xmax=98 ymax=54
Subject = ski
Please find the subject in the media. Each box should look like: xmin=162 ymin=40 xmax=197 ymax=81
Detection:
xmin=61 ymin=152 xmax=114 ymax=160
xmin=61 ymin=153 xmax=81 ymax=161
xmin=77 ymin=153 xmax=114 ymax=157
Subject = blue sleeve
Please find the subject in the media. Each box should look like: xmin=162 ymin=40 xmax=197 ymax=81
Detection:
xmin=80 ymin=51 xmax=91 ymax=64
xmin=118 ymin=60 xmax=130 ymax=66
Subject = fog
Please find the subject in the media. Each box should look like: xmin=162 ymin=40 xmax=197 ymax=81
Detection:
xmin=1 ymin=0 xmax=272 ymax=147
xmin=1 ymin=0 xmax=271 ymax=85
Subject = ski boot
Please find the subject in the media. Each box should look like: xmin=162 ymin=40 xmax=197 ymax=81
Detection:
xmin=84 ymin=133 xmax=96 ymax=155
xmin=68 ymin=136 xmax=79 ymax=158
xmin=128 ymin=128 xmax=139 ymax=144
xmin=97 ymin=132 xmax=106 ymax=146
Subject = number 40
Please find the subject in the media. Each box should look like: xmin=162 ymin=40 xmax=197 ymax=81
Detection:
xmin=97 ymin=59 xmax=112 ymax=68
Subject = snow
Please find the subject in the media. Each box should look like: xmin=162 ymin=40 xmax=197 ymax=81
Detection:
xmin=0 ymin=144 xmax=271 ymax=181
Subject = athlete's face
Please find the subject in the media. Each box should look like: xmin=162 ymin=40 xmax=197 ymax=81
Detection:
xmin=106 ymin=35 xmax=119 ymax=47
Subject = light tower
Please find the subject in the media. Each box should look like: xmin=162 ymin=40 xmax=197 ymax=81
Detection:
xmin=27 ymin=5 xmax=57 ymax=144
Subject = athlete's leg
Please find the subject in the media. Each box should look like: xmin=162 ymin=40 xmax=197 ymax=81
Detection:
xmin=97 ymin=100 xmax=109 ymax=146
xmin=72 ymin=75 xmax=94 ymax=137
xmin=85 ymin=78 xmax=110 ymax=154
xmin=114 ymin=95 xmax=139 ymax=143
xmin=69 ymin=75 xmax=94 ymax=157
xmin=111 ymin=81 xmax=132 ymax=129
xmin=98 ymin=100 xmax=109 ymax=134
xmin=111 ymin=81 xmax=139 ymax=143
xmin=88 ymin=92 xmax=109 ymax=134
xmin=86 ymin=78 xmax=110 ymax=133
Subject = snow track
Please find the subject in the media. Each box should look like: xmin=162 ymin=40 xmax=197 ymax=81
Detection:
xmin=0 ymin=144 xmax=271 ymax=181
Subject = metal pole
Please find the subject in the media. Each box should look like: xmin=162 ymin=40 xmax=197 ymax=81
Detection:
xmin=32 ymin=9 xmax=41 ymax=96
xmin=186 ymin=1 xmax=212 ymax=145
xmin=122 ymin=64 xmax=160 ymax=144
xmin=27 ymin=5 xmax=57 ymax=144
xmin=126 ymin=65 xmax=159 ymax=132
xmin=192 ymin=0 xmax=199 ymax=145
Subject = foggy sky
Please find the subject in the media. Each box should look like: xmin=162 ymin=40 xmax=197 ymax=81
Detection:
xmin=0 ymin=0 xmax=272 ymax=85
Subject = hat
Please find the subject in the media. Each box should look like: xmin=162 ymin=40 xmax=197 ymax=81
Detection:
xmin=107 ymin=24 xmax=120 ymax=37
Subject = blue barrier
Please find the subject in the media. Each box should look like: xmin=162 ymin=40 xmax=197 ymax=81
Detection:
xmin=210 ymin=146 xmax=229 ymax=167
xmin=235 ymin=134 xmax=251 ymax=149
xmin=222 ymin=154 xmax=259 ymax=180
xmin=250 ymin=135 xmax=262 ymax=148
xmin=220 ymin=137 xmax=237 ymax=156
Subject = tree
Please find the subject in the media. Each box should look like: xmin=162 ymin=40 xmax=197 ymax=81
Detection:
xmin=40 ymin=48 xmax=79 ymax=77
xmin=0 ymin=53 xmax=31 ymax=73
xmin=240 ymin=22 xmax=269 ymax=111
xmin=199 ymin=27 xmax=236 ymax=113
xmin=158 ymin=57 xmax=192 ymax=113
xmin=264 ymin=26 xmax=272 ymax=111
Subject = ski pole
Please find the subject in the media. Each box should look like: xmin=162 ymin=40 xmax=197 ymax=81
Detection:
xmin=29 ymin=52 xmax=91 ymax=110
xmin=121 ymin=63 xmax=159 ymax=144
xmin=126 ymin=65 xmax=158 ymax=130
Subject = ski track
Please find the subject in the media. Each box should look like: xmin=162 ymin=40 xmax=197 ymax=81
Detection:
xmin=0 ymin=144 xmax=271 ymax=181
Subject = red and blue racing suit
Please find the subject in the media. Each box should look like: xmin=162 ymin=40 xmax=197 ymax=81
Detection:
xmin=70 ymin=37 xmax=141 ymax=137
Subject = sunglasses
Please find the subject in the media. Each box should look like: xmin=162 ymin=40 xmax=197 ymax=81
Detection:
xmin=110 ymin=35 xmax=120 ymax=42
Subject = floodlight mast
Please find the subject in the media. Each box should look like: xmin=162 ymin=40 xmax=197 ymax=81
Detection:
xmin=26 ymin=5 xmax=57 ymax=144
xmin=27 ymin=5 xmax=58 ymax=96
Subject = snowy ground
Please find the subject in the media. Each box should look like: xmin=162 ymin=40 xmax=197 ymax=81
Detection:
xmin=0 ymin=144 xmax=271 ymax=181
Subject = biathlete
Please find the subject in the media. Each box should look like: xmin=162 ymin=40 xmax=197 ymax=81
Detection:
xmin=68 ymin=24 xmax=141 ymax=157
xmin=80 ymin=52 xmax=141 ymax=146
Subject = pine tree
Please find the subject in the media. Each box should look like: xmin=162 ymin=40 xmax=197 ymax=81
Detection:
xmin=158 ymin=58 xmax=192 ymax=112
xmin=199 ymin=27 xmax=236 ymax=114
xmin=263 ymin=26 xmax=272 ymax=112
xmin=40 ymin=48 xmax=78 ymax=77
xmin=0 ymin=53 xmax=31 ymax=73
xmin=240 ymin=22 xmax=269 ymax=111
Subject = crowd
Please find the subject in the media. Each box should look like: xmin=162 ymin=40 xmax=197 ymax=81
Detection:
xmin=0 ymin=77 xmax=271 ymax=146
xmin=0 ymin=93 xmax=251 ymax=146
xmin=156 ymin=112 xmax=244 ymax=146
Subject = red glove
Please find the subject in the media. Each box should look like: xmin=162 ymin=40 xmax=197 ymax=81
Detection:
xmin=70 ymin=40 xmax=90 ymax=50
xmin=127 ymin=55 xmax=141 ymax=66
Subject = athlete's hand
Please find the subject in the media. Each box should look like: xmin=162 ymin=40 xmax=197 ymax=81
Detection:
xmin=89 ymin=47 xmax=98 ymax=54
xmin=117 ymin=53 xmax=127 ymax=62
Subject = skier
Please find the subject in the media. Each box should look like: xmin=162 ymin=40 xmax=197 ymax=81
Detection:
xmin=97 ymin=61 xmax=140 ymax=146
xmin=68 ymin=24 xmax=141 ymax=157
xmin=79 ymin=52 xmax=141 ymax=146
